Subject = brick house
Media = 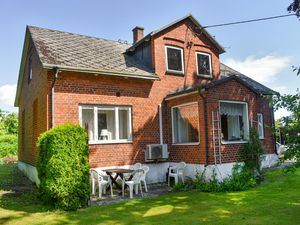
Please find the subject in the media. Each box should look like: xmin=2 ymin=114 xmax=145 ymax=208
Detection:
xmin=15 ymin=14 xmax=278 ymax=184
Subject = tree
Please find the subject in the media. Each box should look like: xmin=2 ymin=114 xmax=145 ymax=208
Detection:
xmin=274 ymin=89 xmax=300 ymax=162
xmin=3 ymin=113 xmax=18 ymax=135
xmin=288 ymin=0 xmax=300 ymax=17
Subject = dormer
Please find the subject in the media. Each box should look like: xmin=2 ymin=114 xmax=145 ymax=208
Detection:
xmin=127 ymin=14 xmax=225 ymax=86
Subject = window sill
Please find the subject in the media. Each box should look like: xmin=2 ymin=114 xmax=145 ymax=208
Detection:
xmin=221 ymin=140 xmax=248 ymax=145
xmin=172 ymin=142 xmax=199 ymax=146
xmin=88 ymin=140 xmax=133 ymax=145
xmin=166 ymin=70 xmax=185 ymax=76
xmin=197 ymin=74 xmax=213 ymax=79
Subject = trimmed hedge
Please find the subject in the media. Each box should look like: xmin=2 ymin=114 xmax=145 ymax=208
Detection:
xmin=37 ymin=124 xmax=90 ymax=210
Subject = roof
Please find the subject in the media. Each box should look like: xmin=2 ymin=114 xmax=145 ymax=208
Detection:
xmin=166 ymin=63 xmax=278 ymax=99
xmin=126 ymin=14 xmax=225 ymax=54
xmin=28 ymin=26 xmax=157 ymax=79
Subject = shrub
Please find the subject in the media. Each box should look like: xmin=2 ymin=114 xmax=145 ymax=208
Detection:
xmin=239 ymin=127 xmax=264 ymax=177
xmin=0 ymin=134 xmax=18 ymax=158
xmin=37 ymin=124 xmax=90 ymax=210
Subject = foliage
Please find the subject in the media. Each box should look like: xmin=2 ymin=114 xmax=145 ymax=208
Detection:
xmin=174 ymin=164 xmax=257 ymax=193
xmin=274 ymin=90 xmax=300 ymax=162
xmin=37 ymin=124 xmax=90 ymax=211
xmin=239 ymin=127 xmax=264 ymax=177
xmin=288 ymin=0 xmax=300 ymax=17
xmin=0 ymin=134 xmax=18 ymax=158
xmin=3 ymin=113 xmax=18 ymax=135
xmin=0 ymin=109 xmax=18 ymax=159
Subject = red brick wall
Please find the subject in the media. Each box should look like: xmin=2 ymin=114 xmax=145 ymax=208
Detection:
xmin=18 ymin=41 xmax=49 ymax=166
xmin=204 ymin=80 xmax=276 ymax=164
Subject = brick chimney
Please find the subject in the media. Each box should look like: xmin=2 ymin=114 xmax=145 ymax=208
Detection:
xmin=132 ymin=26 xmax=144 ymax=44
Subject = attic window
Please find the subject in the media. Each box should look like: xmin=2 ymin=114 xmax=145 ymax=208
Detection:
xmin=165 ymin=46 xmax=184 ymax=74
xmin=196 ymin=52 xmax=212 ymax=77
xmin=28 ymin=57 xmax=33 ymax=82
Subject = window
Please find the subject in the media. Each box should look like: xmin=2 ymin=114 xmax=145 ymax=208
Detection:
xmin=165 ymin=46 xmax=184 ymax=73
xmin=257 ymin=113 xmax=264 ymax=139
xmin=80 ymin=105 xmax=132 ymax=143
xmin=196 ymin=52 xmax=212 ymax=77
xmin=172 ymin=102 xmax=199 ymax=144
xmin=28 ymin=57 xmax=33 ymax=82
xmin=220 ymin=101 xmax=249 ymax=143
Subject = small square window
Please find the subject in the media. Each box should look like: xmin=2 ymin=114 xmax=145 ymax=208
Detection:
xmin=196 ymin=52 xmax=212 ymax=77
xmin=165 ymin=46 xmax=184 ymax=74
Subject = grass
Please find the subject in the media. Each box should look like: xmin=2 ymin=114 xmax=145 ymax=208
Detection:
xmin=0 ymin=164 xmax=300 ymax=225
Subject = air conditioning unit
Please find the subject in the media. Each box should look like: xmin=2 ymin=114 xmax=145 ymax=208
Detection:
xmin=145 ymin=144 xmax=169 ymax=160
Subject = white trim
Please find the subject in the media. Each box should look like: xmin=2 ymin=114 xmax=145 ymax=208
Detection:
xmin=165 ymin=91 xmax=198 ymax=101
xmin=172 ymin=142 xmax=200 ymax=146
xmin=257 ymin=113 xmax=264 ymax=139
xmin=171 ymin=101 xmax=199 ymax=144
xmin=165 ymin=45 xmax=184 ymax=74
xmin=195 ymin=51 xmax=212 ymax=78
xmin=80 ymin=104 xmax=133 ymax=143
xmin=89 ymin=140 xmax=133 ymax=145
xmin=219 ymin=100 xmax=250 ymax=143
xmin=159 ymin=104 xmax=163 ymax=144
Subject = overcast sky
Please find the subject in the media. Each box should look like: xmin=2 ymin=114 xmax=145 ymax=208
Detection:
xmin=0 ymin=0 xmax=299 ymax=119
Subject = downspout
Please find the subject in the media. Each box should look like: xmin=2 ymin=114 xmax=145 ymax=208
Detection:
xmin=199 ymin=89 xmax=209 ymax=166
xmin=51 ymin=67 xmax=59 ymax=128
xmin=159 ymin=103 xmax=163 ymax=144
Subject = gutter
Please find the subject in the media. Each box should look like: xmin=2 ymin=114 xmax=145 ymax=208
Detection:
xmin=51 ymin=67 xmax=59 ymax=128
xmin=199 ymin=89 xmax=209 ymax=166
xmin=43 ymin=63 xmax=159 ymax=81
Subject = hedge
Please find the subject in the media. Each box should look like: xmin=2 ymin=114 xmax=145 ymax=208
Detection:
xmin=37 ymin=124 xmax=90 ymax=210
xmin=0 ymin=134 xmax=18 ymax=158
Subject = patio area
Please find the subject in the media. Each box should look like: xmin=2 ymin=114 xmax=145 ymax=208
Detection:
xmin=89 ymin=182 xmax=174 ymax=206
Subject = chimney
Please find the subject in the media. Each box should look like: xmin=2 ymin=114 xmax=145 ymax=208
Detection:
xmin=132 ymin=26 xmax=144 ymax=44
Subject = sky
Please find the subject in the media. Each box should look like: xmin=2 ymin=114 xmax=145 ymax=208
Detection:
xmin=0 ymin=0 xmax=299 ymax=119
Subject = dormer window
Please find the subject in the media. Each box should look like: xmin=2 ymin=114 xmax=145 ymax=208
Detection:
xmin=28 ymin=57 xmax=33 ymax=82
xmin=196 ymin=52 xmax=212 ymax=78
xmin=165 ymin=46 xmax=184 ymax=74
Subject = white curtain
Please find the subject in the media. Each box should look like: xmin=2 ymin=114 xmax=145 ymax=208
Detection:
xmin=227 ymin=116 xmax=240 ymax=139
xmin=220 ymin=102 xmax=243 ymax=116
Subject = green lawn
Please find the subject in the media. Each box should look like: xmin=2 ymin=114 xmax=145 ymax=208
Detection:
xmin=1 ymin=164 xmax=300 ymax=225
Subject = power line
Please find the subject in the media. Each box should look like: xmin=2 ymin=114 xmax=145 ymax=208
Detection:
xmin=203 ymin=14 xmax=296 ymax=29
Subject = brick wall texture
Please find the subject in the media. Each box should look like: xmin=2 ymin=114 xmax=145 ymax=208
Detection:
xmin=18 ymin=18 xmax=276 ymax=167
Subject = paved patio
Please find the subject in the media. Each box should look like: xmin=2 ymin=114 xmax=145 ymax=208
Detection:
xmin=89 ymin=182 xmax=174 ymax=206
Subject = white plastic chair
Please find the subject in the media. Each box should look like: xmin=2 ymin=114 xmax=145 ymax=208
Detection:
xmin=168 ymin=162 xmax=186 ymax=186
xmin=90 ymin=169 xmax=113 ymax=198
xmin=130 ymin=163 xmax=142 ymax=170
xmin=122 ymin=169 xmax=144 ymax=199
xmin=141 ymin=165 xmax=149 ymax=192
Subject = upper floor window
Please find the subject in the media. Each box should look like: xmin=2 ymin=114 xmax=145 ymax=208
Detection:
xmin=257 ymin=113 xmax=264 ymax=139
xmin=165 ymin=46 xmax=184 ymax=74
xmin=28 ymin=57 xmax=33 ymax=82
xmin=80 ymin=105 xmax=132 ymax=144
xmin=196 ymin=52 xmax=212 ymax=77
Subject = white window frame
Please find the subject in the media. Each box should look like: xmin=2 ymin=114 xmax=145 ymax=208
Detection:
xmin=171 ymin=102 xmax=200 ymax=145
xmin=219 ymin=100 xmax=250 ymax=144
xmin=257 ymin=113 xmax=264 ymax=139
xmin=195 ymin=51 xmax=212 ymax=78
xmin=79 ymin=105 xmax=132 ymax=144
xmin=165 ymin=45 xmax=185 ymax=74
xmin=28 ymin=57 xmax=33 ymax=82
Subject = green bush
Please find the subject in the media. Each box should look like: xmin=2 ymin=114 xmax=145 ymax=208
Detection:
xmin=239 ymin=127 xmax=264 ymax=177
xmin=37 ymin=124 xmax=90 ymax=210
xmin=0 ymin=134 xmax=18 ymax=158
xmin=174 ymin=164 xmax=257 ymax=193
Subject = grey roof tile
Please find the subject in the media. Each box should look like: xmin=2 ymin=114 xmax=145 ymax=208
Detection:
xmin=28 ymin=26 xmax=157 ymax=78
